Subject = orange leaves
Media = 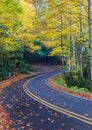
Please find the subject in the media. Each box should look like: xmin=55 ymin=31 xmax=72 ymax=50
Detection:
xmin=0 ymin=104 xmax=13 ymax=130
xmin=26 ymin=122 xmax=31 ymax=127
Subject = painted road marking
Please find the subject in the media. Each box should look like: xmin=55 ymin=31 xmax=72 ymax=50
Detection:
xmin=23 ymin=75 xmax=92 ymax=125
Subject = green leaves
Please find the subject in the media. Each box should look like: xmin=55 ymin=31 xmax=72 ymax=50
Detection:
xmin=0 ymin=0 xmax=36 ymax=80
xmin=1 ymin=0 xmax=23 ymax=14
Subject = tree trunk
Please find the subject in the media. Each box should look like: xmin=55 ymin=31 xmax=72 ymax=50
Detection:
xmin=69 ymin=11 xmax=73 ymax=71
xmin=79 ymin=6 xmax=83 ymax=78
xmin=60 ymin=17 xmax=66 ymax=80
xmin=88 ymin=0 xmax=92 ymax=92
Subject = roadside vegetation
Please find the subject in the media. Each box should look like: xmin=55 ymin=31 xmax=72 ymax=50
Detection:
xmin=53 ymin=71 xmax=91 ymax=94
xmin=0 ymin=0 xmax=92 ymax=94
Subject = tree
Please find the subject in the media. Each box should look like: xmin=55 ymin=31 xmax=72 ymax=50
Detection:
xmin=88 ymin=0 xmax=92 ymax=91
xmin=0 ymin=0 xmax=36 ymax=80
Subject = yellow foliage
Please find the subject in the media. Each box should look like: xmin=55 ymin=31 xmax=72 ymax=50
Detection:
xmin=20 ymin=0 xmax=35 ymax=28
xmin=27 ymin=43 xmax=40 ymax=53
xmin=49 ymin=46 xmax=61 ymax=56
xmin=43 ymin=41 xmax=60 ymax=48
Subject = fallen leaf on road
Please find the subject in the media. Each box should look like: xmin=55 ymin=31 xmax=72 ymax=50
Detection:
xmin=70 ymin=128 xmax=75 ymax=130
xmin=84 ymin=114 xmax=88 ymax=117
xmin=61 ymin=123 xmax=64 ymax=126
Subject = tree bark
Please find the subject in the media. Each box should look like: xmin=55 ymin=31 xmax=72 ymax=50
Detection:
xmin=88 ymin=0 xmax=92 ymax=91
xmin=79 ymin=5 xmax=83 ymax=78
xmin=69 ymin=11 xmax=73 ymax=71
xmin=60 ymin=17 xmax=66 ymax=80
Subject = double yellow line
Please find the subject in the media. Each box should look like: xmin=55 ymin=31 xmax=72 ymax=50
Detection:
xmin=23 ymin=76 xmax=92 ymax=125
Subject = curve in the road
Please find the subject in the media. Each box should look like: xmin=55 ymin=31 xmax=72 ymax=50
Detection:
xmin=23 ymin=71 xmax=92 ymax=125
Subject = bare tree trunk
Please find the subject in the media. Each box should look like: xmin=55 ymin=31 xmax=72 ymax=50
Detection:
xmin=60 ymin=17 xmax=66 ymax=80
xmin=69 ymin=11 xmax=73 ymax=71
xmin=88 ymin=0 xmax=92 ymax=92
xmin=60 ymin=17 xmax=64 ymax=69
xmin=70 ymin=41 xmax=73 ymax=71
xmin=79 ymin=6 xmax=83 ymax=78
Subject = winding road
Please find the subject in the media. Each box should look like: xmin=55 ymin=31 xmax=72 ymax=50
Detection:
xmin=0 ymin=71 xmax=92 ymax=130
xmin=24 ymin=71 xmax=92 ymax=128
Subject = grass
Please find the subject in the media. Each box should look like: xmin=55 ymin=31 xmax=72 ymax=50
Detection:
xmin=53 ymin=74 xmax=91 ymax=94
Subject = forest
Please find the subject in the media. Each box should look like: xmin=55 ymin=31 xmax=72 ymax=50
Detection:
xmin=0 ymin=0 xmax=92 ymax=93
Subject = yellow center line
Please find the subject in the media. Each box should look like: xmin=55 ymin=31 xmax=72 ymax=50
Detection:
xmin=23 ymin=75 xmax=92 ymax=125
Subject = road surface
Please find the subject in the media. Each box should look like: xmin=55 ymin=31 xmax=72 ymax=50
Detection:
xmin=0 ymin=71 xmax=92 ymax=130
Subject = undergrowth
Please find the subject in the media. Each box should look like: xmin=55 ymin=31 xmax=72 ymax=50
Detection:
xmin=53 ymin=73 xmax=91 ymax=94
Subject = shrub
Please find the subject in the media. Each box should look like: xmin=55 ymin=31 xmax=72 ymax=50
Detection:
xmin=78 ymin=88 xmax=89 ymax=93
xmin=70 ymin=86 xmax=79 ymax=91
xmin=0 ymin=69 xmax=9 ymax=81
xmin=20 ymin=63 xmax=31 ymax=73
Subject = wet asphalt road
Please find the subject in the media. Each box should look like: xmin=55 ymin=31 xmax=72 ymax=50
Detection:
xmin=0 ymin=71 xmax=92 ymax=130
xmin=27 ymin=71 xmax=92 ymax=118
